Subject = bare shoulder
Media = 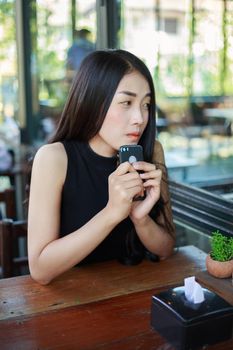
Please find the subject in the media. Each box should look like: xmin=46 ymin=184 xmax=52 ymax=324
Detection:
xmin=153 ymin=139 xmax=165 ymax=164
xmin=32 ymin=142 xmax=67 ymax=179
xmin=34 ymin=142 xmax=66 ymax=166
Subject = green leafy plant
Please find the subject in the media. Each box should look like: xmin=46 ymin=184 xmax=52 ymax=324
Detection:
xmin=210 ymin=230 xmax=233 ymax=262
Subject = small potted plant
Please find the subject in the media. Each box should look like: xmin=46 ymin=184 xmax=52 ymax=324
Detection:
xmin=206 ymin=229 xmax=233 ymax=278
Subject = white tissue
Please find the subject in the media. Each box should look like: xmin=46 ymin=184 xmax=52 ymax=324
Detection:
xmin=184 ymin=276 xmax=205 ymax=304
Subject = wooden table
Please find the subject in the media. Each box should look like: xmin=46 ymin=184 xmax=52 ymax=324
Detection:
xmin=0 ymin=246 xmax=232 ymax=350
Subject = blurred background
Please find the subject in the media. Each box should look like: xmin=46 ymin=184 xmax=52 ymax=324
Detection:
xmin=0 ymin=0 xmax=233 ymax=253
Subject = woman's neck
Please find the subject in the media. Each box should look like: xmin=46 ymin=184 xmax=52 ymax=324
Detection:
xmin=88 ymin=137 xmax=117 ymax=158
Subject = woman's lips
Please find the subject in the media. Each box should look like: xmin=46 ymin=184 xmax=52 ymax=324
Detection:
xmin=127 ymin=133 xmax=140 ymax=140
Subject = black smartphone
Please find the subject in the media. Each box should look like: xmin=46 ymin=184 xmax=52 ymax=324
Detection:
xmin=119 ymin=144 xmax=145 ymax=200
xmin=119 ymin=144 xmax=144 ymax=164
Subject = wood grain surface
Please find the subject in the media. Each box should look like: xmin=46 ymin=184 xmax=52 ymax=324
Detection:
xmin=0 ymin=246 xmax=232 ymax=350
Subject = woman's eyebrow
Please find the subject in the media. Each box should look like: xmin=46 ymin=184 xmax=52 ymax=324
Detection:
xmin=118 ymin=91 xmax=136 ymax=97
xmin=118 ymin=91 xmax=151 ymax=98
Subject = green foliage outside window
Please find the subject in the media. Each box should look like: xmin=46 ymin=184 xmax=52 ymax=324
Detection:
xmin=37 ymin=4 xmax=69 ymax=108
xmin=0 ymin=2 xmax=15 ymax=61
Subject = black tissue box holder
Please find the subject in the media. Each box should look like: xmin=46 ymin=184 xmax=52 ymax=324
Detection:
xmin=151 ymin=286 xmax=233 ymax=350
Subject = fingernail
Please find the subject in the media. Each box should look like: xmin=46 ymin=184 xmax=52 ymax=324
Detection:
xmin=133 ymin=163 xmax=139 ymax=169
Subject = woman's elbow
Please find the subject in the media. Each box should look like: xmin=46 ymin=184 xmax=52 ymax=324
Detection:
xmin=160 ymin=237 xmax=176 ymax=259
xmin=29 ymin=262 xmax=53 ymax=285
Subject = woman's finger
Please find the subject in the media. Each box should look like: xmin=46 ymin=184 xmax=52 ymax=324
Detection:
xmin=132 ymin=161 xmax=156 ymax=172
xmin=115 ymin=161 xmax=137 ymax=175
xmin=140 ymin=169 xmax=162 ymax=180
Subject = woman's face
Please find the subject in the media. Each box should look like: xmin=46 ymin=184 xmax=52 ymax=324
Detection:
xmin=89 ymin=70 xmax=151 ymax=157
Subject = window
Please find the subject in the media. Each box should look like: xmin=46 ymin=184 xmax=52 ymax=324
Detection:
xmin=164 ymin=17 xmax=178 ymax=34
xmin=0 ymin=1 xmax=18 ymax=127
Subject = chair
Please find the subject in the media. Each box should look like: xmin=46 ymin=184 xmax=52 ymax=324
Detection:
xmin=0 ymin=187 xmax=16 ymax=219
xmin=0 ymin=218 xmax=28 ymax=278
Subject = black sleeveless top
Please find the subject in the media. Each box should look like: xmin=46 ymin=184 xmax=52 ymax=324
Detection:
xmin=60 ymin=140 xmax=133 ymax=264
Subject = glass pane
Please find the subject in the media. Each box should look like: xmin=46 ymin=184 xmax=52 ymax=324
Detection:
xmin=75 ymin=1 xmax=96 ymax=40
xmin=226 ymin=0 xmax=233 ymax=95
xmin=67 ymin=0 xmax=96 ymax=80
xmin=0 ymin=0 xmax=19 ymax=136
xmin=121 ymin=0 xmax=157 ymax=74
xmin=193 ymin=0 xmax=222 ymax=95
xmin=36 ymin=0 xmax=96 ymax=140
xmin=121 ymin=0 xmax=190 ymax=98
xmin=156 ymin=0 xmax=190 ymax=97
xmin=37 ymin=0 xmax=71 ymax=126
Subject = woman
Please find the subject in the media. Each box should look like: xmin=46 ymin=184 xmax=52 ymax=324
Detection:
xmin=28 ymin=49 xmax=175 ymax=285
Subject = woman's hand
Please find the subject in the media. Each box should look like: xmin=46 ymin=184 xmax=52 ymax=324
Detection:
xmin=106 ymin=162 xmax=144 ymax=222
xmin=129 ymin=161 xmax=162 ymax=221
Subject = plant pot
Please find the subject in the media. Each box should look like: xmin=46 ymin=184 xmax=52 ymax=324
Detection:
xmin=206 ymin=254 xmax=233 ymax=278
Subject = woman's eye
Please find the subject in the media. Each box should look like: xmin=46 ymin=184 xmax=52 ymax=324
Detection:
xmin=143 ymin=103 xmax=150 ymax=110
xmin=121 ymin=101 xmax=131 ymax=106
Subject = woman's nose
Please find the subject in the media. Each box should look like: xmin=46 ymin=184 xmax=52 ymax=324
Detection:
xmin=131 ymin=109 xmax=144 ymax=124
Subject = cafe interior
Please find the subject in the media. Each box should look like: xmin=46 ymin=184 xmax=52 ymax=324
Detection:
xmin=0 ymin=1 xmax=233 ymax=349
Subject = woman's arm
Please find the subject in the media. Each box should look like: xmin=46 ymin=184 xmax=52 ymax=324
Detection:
xmin=130 ymin=140 xmax=175 ymax=258
xmin=28 ymin=143 xmax=144 ymax=285
xmin=28 ymin=143 xmax=118 ymax=284
xmin=131 ymin=215 xmax=175 ymax=259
